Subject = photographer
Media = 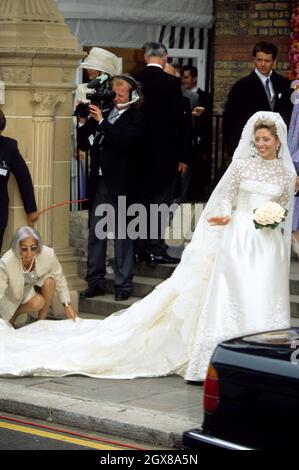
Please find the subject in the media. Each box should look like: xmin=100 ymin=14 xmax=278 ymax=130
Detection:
xmin=78 ymin=75 xmax=145 ymax=301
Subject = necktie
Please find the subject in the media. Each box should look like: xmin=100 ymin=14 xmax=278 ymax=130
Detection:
xmin=265 ymin=78 xmax=274 ymax=110
xmin=108 ymin=108 xmax=119 ymax=124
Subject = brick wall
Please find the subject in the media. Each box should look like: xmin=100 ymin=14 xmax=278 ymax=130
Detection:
xmin=214 ymin=0 xmax=293 ymax=115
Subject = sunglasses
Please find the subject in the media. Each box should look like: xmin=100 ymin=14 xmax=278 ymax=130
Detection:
xmin=20 ymin=245 xmax=39 ymax=253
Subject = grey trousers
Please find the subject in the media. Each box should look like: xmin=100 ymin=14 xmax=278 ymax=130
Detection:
xmin=86 ymin=179 xmax=133 ymax=295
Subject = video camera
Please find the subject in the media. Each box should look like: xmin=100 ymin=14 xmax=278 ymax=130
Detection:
xmin=74 ymin=74 xmax=116 ymax=119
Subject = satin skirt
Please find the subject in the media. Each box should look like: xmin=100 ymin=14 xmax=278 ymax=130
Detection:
xmin=185 ymin=210 xmax=290 ymax=380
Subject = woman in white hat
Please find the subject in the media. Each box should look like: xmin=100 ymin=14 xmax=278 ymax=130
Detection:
xmin=73 ymin=48 xmax=120 ymax=202
xmin=76 ymin=47 xmax=120 ymax=103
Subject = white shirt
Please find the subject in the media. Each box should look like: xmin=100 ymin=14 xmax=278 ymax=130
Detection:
xmin=255 ymin=68 xmax=274 ymax=99
xmin=146 ymin=63 xmax=163 ymax=69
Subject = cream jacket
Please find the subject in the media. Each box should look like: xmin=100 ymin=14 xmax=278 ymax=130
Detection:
xmin=0 ymin=246 xmax=71 ymax=314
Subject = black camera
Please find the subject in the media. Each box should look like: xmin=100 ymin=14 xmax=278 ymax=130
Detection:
xmin=74 ymin=75 xmax=116 ymax=119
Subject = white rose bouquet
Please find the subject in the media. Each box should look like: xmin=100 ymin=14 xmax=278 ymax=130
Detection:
xmin=253 ymin=201 xmax=288 ymax=230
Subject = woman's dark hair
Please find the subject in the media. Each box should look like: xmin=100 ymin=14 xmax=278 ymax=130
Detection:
xmin=0 ymin=109 xmax=6 ymax=132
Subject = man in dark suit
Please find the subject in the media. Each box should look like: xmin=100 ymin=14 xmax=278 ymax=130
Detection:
xmin=223 ymin=41 xmax=293 ymax=158
xmin=134 ymin=42 xmax=186 ymax=263
xmin=0 ymin=109 xmax=38 ymax=251
xmin=182 ymin=65 xmax=213 ymax=201
xmin=164 ymin=63 xmax=193 ymax=206
xmin=78 ymin=75 xmax=145 ymax=301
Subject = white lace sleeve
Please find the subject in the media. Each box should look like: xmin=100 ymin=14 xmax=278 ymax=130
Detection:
xmin=278 ymin=182 xmax=290 ymax=207
xmin=278 ymin=171 xmax=293 ymax=208
xmin=220 ymin=161 xmax=242 ymax=216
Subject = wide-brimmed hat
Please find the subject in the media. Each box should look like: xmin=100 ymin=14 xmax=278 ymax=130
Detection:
xmin=79 ymin=47 xmax=120 ymax=76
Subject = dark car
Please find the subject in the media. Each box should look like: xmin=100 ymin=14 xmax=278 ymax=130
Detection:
xmin=183 ymin=328 xmax=299 ymax=450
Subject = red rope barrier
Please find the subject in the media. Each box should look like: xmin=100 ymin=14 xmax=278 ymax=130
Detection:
xmin=38 ymin=198 xmax=89 ymax=215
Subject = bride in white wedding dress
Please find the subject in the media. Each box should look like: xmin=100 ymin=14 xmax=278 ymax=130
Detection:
xmin=0 ymin=111 xmax=296 ymax=381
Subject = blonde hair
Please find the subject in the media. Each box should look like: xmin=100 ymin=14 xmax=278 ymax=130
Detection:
xmin=254 ymin=119 xmax=279 ymax=139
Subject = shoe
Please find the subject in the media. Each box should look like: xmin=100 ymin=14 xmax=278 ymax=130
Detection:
xmin=163 ymin=254 xmax=180 ymax=264
xmin=186 ymin=380 xmax=204 ymax=386
xmin=135 ymin=250 xmax=157 ymax=264
xmin=150 ymin=253 xmax=180 ymax=264
xmin=144 ymin=250 xmax=157 ymax=264
xmin=134 ymin=252 xmax=148 ymax=263
xmin=144 ymin=250 xmax=165 ymax=264
xmin=80 ymin=285 xmax=105 ymax=298
xmin=114 ymin=292 xmax=130 ymax=301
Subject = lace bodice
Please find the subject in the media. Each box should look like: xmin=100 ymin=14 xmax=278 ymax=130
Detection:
xmin=221 ymin=156 xmax=292 ymax=215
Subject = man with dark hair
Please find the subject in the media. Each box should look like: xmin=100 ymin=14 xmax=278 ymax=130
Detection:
xmin=0 ymin=109 xmax=38 ymax=251
xmin=223 ymin=41 xmax=293 ymax=158
xmin=252 ymin=41 xmax=278 ymax=60
xmin=182 ymin=65 xmax=200 ymax=93
xmin=182 ymin=65 xmax=212 ymax=113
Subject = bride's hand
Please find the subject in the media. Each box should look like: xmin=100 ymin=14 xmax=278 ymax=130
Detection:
xmin=208 ymin=216 xmax=231 ymax=226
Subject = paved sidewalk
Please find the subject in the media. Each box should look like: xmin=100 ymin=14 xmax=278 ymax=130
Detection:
xmin=0 ymin=375 xmax=203 ymax=448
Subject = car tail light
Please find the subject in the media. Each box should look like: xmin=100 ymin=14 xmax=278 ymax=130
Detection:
xmin=203 ymin=363 xmax=220 ymax=413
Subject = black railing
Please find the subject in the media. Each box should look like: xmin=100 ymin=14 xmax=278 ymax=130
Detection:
xmin=212 ymin=113 xmax=229 ymax=187
xmin=70 ymin=145 xmax=89 ymax=211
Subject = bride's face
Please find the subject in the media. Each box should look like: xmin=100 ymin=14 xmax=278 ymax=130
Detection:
xmin=255 ymin=128 xmax=279 ymax=160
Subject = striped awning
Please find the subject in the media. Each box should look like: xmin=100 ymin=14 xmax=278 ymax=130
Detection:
xmin=55 ymin=0 xmax=214 ymax=28
xmin=55 ymin=0 xmax=213 ymax=89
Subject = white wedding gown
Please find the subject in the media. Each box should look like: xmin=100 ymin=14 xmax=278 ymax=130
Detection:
xmin=0 ymin=156 xmax=291 ymax=380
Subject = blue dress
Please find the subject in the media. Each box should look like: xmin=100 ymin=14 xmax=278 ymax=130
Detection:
xmin=288 ymin=97 xmax=299 ymax=230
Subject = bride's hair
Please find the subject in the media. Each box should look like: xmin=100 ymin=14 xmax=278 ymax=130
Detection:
xmin=253 ymin=119 xmax=278 ymax=139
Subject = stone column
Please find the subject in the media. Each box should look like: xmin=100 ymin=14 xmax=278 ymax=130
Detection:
xmin=0 ymin=0 xmax=85 ymax=289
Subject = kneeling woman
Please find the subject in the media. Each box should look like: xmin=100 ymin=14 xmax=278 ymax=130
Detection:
xmin=0 ymin=226 xmax=77 ymax=326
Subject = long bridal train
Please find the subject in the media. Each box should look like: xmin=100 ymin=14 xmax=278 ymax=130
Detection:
xmin=0 ymin=230 xmax=219 ymax=379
